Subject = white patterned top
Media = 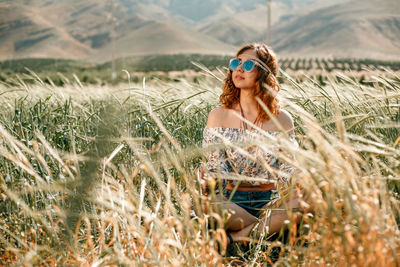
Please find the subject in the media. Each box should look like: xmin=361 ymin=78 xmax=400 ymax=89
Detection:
xmin=202 ymin=127 xmax=298 ymax=186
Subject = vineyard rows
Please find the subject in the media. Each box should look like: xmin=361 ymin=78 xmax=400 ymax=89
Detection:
xmin=279 ymin=58 xmax=400 ymax=72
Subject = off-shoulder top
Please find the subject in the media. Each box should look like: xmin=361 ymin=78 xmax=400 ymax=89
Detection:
xmin=202 ymin=127 xmax=298 ymax=187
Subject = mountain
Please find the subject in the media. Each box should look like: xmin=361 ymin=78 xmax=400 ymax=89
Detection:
xmin=0 ymin=0 xmax=239 ymax=61
xmin=196 ymin=0 xmax=348 ymax=46
xmin=196 ymin=3 xmax=289 ymax=46
xmin=0 ymin=1 xmax=94 ymax=60
xmin=117 ymin=0 xmax=269 ymax=26
xmin=90 ymin=19 xmax=235 ymax=62
xmin=0 ymin=0 xmax=399 ymax=61
xmin=268 ymin=0 xmax=400 ymax=59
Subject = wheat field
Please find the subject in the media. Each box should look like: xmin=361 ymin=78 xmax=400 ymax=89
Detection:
xmin=0 ymin=68 xmax=399 ymax=266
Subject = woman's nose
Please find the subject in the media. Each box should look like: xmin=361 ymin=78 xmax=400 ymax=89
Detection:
xmin=237 ymin=62 xmax=244 ymax=72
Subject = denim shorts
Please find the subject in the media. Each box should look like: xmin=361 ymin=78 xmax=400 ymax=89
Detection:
xmin=223 ymin=189 xmax=280 ymax=217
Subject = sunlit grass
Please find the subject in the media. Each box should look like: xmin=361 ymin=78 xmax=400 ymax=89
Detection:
xmin=0 ymin=69 xmax=399 ymax=265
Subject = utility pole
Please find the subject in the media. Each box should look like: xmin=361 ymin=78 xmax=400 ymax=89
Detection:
xmin=111 ymin=0 xmax=116 ymax=80
xmin=266 ymin=0 xmax=271 ymax=44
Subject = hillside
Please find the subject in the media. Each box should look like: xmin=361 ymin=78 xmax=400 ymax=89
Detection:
xmin=90 ymin=20 xmax=235 ymax=62
xmin=197 ymin=3 xmax=291 ymax=46
xmin=195 ymin=0 xmax=345 ymax=46
xmin=0 ymin=0 xmax=399 ymax=61
xmin=0 ymin=2 xmax=94 ymax=60
xmin=268 ymin=0 xmax=400 ymax=59
xmin=0 ymin=0 xmax=237 ymax=61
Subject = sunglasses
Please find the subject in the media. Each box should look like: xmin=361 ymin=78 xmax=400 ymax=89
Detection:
xmin=229 ymin=58 xmax=257 ymax=72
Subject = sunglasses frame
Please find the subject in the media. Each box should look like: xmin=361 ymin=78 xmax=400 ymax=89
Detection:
xmin=229 ymin=57 xmax=272 ymax=75
xmin=229 ymin=58 xmax=257 ymax=72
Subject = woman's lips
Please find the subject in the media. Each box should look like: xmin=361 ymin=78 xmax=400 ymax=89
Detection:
xmin=235 ymin=75 xmax=244 ymax=80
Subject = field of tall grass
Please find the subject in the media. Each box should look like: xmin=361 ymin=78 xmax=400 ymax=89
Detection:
xmin=1 ymin=56 xmax=399 ymax=86
xmin=0 ymin=67 xmax=399 ymax=266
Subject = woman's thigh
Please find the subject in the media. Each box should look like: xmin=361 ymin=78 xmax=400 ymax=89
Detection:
xmin=260 ymin=193 xmax=301 ymax=217
xmin=212 ymin=194 xmax=258 ymax=231
xmin=257 ymin=194 xmax=303 ymax=234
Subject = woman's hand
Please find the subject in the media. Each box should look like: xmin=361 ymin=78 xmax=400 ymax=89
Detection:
xmin=196 ymin=165 xmax=218 ymax=196
xmin=196 ymin=165 xmax=205 ymax=180
xmin=196 ymin=165 xmax=210 ymax=195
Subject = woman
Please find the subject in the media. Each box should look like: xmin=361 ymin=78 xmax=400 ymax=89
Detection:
xmin=201 ymin=43 xmax=306 ymax=244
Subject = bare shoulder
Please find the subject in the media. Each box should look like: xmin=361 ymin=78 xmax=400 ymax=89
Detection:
xmin=206 ymin=106 xmax=228 ymax=128
xmin=276 ymin=109 xmax=294 ymax=133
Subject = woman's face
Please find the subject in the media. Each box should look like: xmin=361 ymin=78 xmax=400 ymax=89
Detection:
xmin=231 ymin=48 xmax=259 ymax=90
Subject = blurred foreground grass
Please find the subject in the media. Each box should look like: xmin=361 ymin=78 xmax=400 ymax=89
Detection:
xmin=0 ymin=69 xmax=399 ymax=265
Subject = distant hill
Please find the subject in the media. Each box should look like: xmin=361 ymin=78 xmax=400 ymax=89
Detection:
xmin=193 ymin=0 xmax=344 ymax=45
xmin=268 ymin=0 xmax=400 ymax=59
xmin=0 ymin=0 xmax=237 ymax=61
xmin=90 ymin=20 xmax=235 ymax=62
xmin=196 ymin=3 xmax=288 ymax=46
xmin=0 ymin=1 xmax=94 ymax=60
xmin=0 ymin=0 xmax=399 ymax=61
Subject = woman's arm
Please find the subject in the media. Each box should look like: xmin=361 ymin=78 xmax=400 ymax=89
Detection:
xmin=271 ymin=109 xmax=298 ymax=185
xmin=276 ymin=109 xmax=295 ymax=134
xmin=199 ymin=107 xmax=226 ymax=192
xmin=206 ymin=106 xmax=225 ymax=128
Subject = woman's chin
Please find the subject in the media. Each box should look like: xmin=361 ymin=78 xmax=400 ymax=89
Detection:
xmin=234 ymin=81 xmax=251 ymax=89
xmin=237 ymin=86 xmax=256 ymax=91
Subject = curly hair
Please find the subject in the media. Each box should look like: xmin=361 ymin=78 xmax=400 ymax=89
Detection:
xmin=219 ymin=43 xmax=281 ymax=122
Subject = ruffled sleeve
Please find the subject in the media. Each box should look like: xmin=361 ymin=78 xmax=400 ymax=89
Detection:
xmin=270 ymin=133 xmax=298 ymax=185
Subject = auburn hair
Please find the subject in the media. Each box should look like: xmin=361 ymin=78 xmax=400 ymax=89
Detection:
xmin=220 ymin=43 xmax=280 ymax=122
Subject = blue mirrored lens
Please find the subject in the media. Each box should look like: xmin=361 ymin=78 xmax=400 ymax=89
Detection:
xmin=229 ymin=58 xmax=256 ymax=72
xmin=229 ymin=58 xmax=240 ymax=71
xmin=243 ymin=60 xmax=255 ymax=72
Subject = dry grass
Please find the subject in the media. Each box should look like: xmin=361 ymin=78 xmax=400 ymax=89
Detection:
xmin=0 ymin=70 xmax=399 ymax=266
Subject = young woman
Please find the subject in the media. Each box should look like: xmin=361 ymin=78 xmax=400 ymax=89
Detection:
xmin=201 ymin=43 xmax=307 ymax=244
